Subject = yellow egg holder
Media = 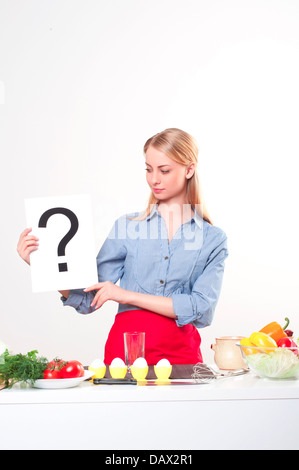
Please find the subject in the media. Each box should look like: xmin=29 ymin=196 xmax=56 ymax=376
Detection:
xmin=153 ymin=365 xmax=172 ymax=380
xmin=88 ymin=366 xmax=106 ymax=380
xmin=110 ymin=366 xmax=127 ymax=379
xmin=89 ymin=362 xmax=173 ymax=383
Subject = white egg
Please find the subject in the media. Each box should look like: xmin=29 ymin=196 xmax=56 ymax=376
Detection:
xmin=110 ymin=357 xmax=126 ymax=368
xmin=90 ymin=359 xmax=105 ymax=369
xmin=132 ymin=357 xmax=148 ymax=368
xmin=156 ymin=359 xmax=171 ymax=368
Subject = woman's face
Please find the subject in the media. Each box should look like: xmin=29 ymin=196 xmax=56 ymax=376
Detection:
xmin=145 ymin=145 xmax=195 ymax=204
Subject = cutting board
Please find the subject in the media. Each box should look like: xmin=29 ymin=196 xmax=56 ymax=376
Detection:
xmin=105 ymin=364 xmax=214 ymax=380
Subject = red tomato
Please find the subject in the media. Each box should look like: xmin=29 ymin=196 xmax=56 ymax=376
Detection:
xmin=60 ymin=360 xmax=85 ymax=379
xmin=43 ymin=369 xmax=61 ymax=379
xmin=48 ymin=358 xmax=67 ymax=371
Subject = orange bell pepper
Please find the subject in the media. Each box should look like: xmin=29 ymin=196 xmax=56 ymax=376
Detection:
xmin=259 ymin=317 xmax=289 ymax=343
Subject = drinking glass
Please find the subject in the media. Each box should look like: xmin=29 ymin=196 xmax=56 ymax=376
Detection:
xmin=124 ymin=332 xmax=145 ymax=371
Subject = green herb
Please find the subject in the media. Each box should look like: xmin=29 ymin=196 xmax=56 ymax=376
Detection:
xmin=0 ymin=349 xmax=49 ymax=389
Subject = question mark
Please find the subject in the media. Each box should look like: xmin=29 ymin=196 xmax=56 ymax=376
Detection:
xmin=38 ymin=207 xmax=79 ymax=272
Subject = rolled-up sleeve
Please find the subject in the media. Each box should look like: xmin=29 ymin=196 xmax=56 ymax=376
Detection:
xmin=172 ymin=234 xmax=228 ymax=328
xmin=61 ymin=289 xmax=98 ymax=314
xmin=61 ymin=217 xmax=127 ymax=314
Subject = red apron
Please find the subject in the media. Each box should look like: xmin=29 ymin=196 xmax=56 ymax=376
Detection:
xmin=104 ymin=309 xmax=203 ymax=365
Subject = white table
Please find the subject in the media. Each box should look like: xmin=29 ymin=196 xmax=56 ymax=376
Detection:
xmin=1 ymin=372 xmax=298 ymax=450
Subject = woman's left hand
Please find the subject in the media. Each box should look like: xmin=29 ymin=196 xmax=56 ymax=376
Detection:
xmin=84 ymin=281 xmax=129 ymax=310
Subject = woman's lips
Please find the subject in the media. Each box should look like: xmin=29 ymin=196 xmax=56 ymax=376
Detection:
xmin=153 ymin=188 xmax=164 ymax=193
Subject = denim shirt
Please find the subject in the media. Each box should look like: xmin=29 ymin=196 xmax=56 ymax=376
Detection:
xmin=61 ymin=205 xmax=228 ymax=328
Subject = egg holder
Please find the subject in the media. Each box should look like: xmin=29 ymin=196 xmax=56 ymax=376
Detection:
xmin=89 ymin=358 xmax=173 ymax=383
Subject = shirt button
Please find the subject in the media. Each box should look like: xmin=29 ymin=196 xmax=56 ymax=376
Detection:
xmin=164 ymin=256 xmax=169 ymax=260
xmin=160 ymin=280 xmax=164 ymax=284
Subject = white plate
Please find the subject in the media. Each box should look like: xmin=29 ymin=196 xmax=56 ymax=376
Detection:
xmin=32 ymin=370 xmax=94 ymax=389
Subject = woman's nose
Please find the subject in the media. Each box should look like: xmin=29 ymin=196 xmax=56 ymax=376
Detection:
xmin=151 ymin=171 xmax=161 ymax=185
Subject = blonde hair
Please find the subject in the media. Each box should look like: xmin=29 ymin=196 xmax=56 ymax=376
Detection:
xmin=141 ymin=128 xmax=212 ymax=224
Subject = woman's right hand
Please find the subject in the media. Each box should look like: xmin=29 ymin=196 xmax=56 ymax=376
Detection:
xmin=17 ymin=228 xmax=39 ymax=265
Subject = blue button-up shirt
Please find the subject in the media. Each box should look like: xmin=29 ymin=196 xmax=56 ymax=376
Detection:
xmin=62 ymin=205 xmax=228 ymax=328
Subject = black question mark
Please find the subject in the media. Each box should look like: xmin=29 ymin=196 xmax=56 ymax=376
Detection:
xmin=38 ymin=207 xmax=79 ymax=272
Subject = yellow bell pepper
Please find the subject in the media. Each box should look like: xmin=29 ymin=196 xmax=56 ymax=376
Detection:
xmin=249 ymin=332 xmax=277 ymax=352
xmin=239 ymin=337 xmax=258 ymax=355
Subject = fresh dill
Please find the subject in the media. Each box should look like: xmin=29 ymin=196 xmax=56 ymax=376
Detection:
xmin=0 ymin=349 xmax=48 ymax=389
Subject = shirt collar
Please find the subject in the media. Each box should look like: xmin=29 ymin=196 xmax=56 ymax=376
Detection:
xmin=146 ymin=204 xmax=203 ymax=229
xmin=146 ymin=204 xmax=159 ymax=221
xmin=192 ymin=209 xmax=203 ymax=229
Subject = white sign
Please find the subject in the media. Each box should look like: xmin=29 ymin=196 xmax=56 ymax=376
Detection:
xmin=25 ymin=194 xmax=98 ymax=293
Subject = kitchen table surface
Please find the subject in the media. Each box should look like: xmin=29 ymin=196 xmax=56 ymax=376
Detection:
xmin=1 ymin=369 xmax=299 ymax=402
xmin=1 ymin=369 xmax=298 ymax=450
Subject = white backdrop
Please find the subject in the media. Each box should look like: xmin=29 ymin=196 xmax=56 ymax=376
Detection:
xmin=1 ymin=0 xmax=299 ymax=365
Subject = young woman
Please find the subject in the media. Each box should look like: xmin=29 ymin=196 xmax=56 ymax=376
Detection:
xmin=17 ymin=128 xmax=228 ymax=365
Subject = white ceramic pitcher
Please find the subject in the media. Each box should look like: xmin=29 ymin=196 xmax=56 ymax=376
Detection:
xmin=211 ymin=336 xmax=246 ymax=370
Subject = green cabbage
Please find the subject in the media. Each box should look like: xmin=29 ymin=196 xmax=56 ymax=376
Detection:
xmin=246 ymin=349 xmax=299 ymax=379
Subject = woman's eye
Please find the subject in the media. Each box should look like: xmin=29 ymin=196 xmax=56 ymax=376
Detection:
xmin=145 ymin=168 xmax=169 ymax=174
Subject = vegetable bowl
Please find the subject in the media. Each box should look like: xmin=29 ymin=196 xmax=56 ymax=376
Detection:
xmin=237 ymin=345 xmax=299 ymax=379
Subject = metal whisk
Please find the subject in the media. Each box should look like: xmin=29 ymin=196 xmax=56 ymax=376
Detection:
xmin=192 ymin=363 xmax=249 ymax=383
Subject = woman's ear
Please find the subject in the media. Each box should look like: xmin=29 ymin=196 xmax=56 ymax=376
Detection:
xmin=186 ymin=162 xmax=196 ymax=179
